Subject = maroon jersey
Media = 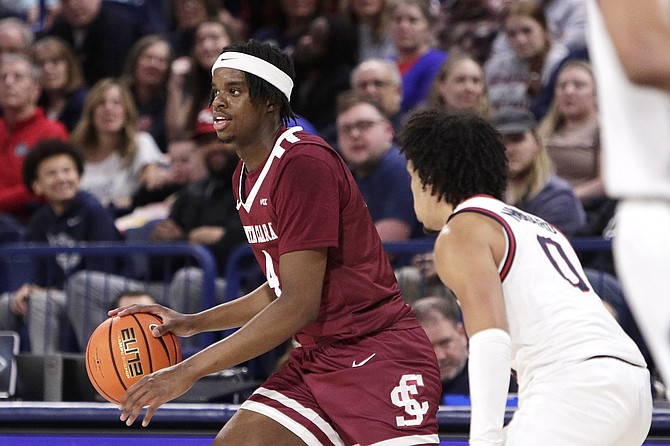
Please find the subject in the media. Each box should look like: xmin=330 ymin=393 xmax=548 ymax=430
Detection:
xmin=233 ymin=126 xmax=418 ymax=346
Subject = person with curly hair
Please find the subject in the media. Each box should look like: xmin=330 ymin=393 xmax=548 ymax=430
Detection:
xmin=399 ymin=109 xmax=651 ymax=445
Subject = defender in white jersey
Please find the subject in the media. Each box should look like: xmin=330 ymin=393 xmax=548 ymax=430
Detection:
xmin=586 ymin=0 xmax=670 ymax=400
xmin=399 ymin=110 xmax=652 ymax=445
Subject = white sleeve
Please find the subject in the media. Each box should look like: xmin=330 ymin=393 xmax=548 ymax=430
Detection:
xmin=468 ymin=328 xmax=512 ymax=446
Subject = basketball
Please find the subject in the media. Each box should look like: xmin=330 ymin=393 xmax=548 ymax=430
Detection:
xmin=85 ymin=313 xmax=182 ymax=404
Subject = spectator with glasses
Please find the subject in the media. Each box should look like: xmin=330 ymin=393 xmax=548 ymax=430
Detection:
xmin=350 ymin=57 xmax=405 ymax=133
xmin=335 ymin=91 xmax=420 ymax=251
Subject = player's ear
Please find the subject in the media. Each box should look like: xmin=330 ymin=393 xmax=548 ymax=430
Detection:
xmin=266 ymin=100 xmax=276 ymax=113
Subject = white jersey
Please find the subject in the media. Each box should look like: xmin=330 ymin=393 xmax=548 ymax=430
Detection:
xmin=453 ymin=196 xmax=646 ymax=385
xmin=586 ymin=0 xmax=670 ymax=200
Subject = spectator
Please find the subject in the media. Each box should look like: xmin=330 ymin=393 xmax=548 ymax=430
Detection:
xmin=351 ymin=57 xmax=405 ymax=132
xmin=0 ymin=17 xmax=33 ymax=56
xmin=291 ymin=14 xmax=359 ymax=139
xmin=166 ymin=19 xmax=232 ymax=142
xmin=537 ymin=60 xmax=604 ymax=211
xmin=0 ymin=53 xmax=68 ymax=224
xmin=252 ymin=0 xmax=325 ymax=58
xmin=31 ymin=36 xmax=88 ymax=132
xmin=335 ymin=91 xmax=420 ymax=245
xmin=70 ymin=78 xmax=165 ymax=214
xmin=413 ymin=295 xmax=470 ymax=397
xmin=339 ymin=0 xmax=396 ymax=60
xmin=484 ymin=0 xmax=568 ymax=118
xmin=129 ymin=138 xmax=206 ymax=211
xmin=121 ymin=34 xmax=173 ymax=153
xmin=165 ymin=0 xmax=221 ymax=58
xmin=389 ymin=0 xmax=446 ymax=114
xmin=426 ymin=52 xmax=490 ymax=116
xmin=43 ymin=0 xmax=146 ymax=86
xmin=490 ymin=0 xmax=587 ymax=60
xmin=0 ymin=139 xmax=123 ymax=354
xmin=413 ymin=294 xmax=519 ymax=403
xmin=492 ymin=106 xmax=586 ymax=235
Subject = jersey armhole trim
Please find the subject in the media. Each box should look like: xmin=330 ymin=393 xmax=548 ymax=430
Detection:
xmin=452 ymin=208 xmax=516 ymax=281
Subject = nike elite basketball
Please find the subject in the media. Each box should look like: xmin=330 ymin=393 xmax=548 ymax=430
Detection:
xmin=85 ymin=313 xmax=182 ymax=404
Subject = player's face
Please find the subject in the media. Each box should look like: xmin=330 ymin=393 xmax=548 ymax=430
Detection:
xmin=436 ymin=58 xmax=485 ymax=111
xmin=32 ymin=154 xmax=80 ymax=208
xmin=504 ymin=16 xmax=546 ymax=59
xmin=422 ymin=317 xmax=468 ymax=382
xmin=407 ymin=161 xmax=451 ymax=231
xmin=211 ymin=68 xmax=267 ymax=149
xmin=337 ymin=103 xmax=393 ymax=172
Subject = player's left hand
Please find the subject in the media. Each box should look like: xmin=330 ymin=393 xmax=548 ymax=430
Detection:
xmin=118 ymin=363 xmax=194 ymax=427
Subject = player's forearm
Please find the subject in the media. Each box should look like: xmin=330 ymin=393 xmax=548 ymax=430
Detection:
xmin=468 ymin=328 xmax=512 ymax=446
xmin=181 ymin=288 xmax=318 ymax=378
xmin=193 ymin=282 xmax=275 ymax=332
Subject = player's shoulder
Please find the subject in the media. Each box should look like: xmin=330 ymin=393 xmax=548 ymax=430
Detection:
xmin=282 ymin=128 xmax=342 ymax=165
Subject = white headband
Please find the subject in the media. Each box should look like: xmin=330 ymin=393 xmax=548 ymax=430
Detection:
xmin=211 ymin=52 xmax=294 ymax=101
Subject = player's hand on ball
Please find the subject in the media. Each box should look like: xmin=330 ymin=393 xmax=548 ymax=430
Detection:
xmin=118 ymin=363 xmax=195 ymax=427
xmin=109 ymin=302 xmax=197 ymax=338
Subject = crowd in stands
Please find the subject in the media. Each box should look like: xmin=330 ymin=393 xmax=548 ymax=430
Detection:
xmin=0 ymin=0 xmax=661 ymax=400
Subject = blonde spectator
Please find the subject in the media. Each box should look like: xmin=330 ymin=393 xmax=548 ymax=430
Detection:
xmin=427 ymin=52 xmax=490 ymax=116
xmin=71 ymin=78 xmax=165 ymax=213
xmin=537 ymin=60 xmax=604 ymax=207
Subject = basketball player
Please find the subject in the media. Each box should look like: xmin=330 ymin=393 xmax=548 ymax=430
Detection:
xmin=112 ymin=40 xmax=441 ymax=445
xmin=399 ymin=110 xmax=652 ymax=445
xmin=586 ymin=0 xmax=670 ymax=399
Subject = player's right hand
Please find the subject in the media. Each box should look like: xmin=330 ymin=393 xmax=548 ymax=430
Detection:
xmin=109 ymin=303 xmax=197 ymax=338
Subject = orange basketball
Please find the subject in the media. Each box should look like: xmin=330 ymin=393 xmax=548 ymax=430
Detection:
xmin=85 ymin=313 xmax=182 ymax=404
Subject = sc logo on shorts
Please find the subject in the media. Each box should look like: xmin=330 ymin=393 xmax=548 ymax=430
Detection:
xmin=390 ymin=374 xmax=429 ymax=427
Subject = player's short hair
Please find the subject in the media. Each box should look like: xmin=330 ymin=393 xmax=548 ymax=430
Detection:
xmin=22 ymin=139 xmax=84 ymax=194
xmin=398 ymin=109 xmax=507 ymax=205
xmin=215 ymin=40 xmax=297 ymax=127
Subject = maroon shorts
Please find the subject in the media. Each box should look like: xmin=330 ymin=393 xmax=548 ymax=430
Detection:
xmin=240 ymin=326 xmax=441 ymax=445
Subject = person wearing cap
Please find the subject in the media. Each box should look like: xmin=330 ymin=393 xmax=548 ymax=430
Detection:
xmin=492 ymin=107 xmax=586 ymax=236
xmin=114 ymin=39 xmax=441 ymax=445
